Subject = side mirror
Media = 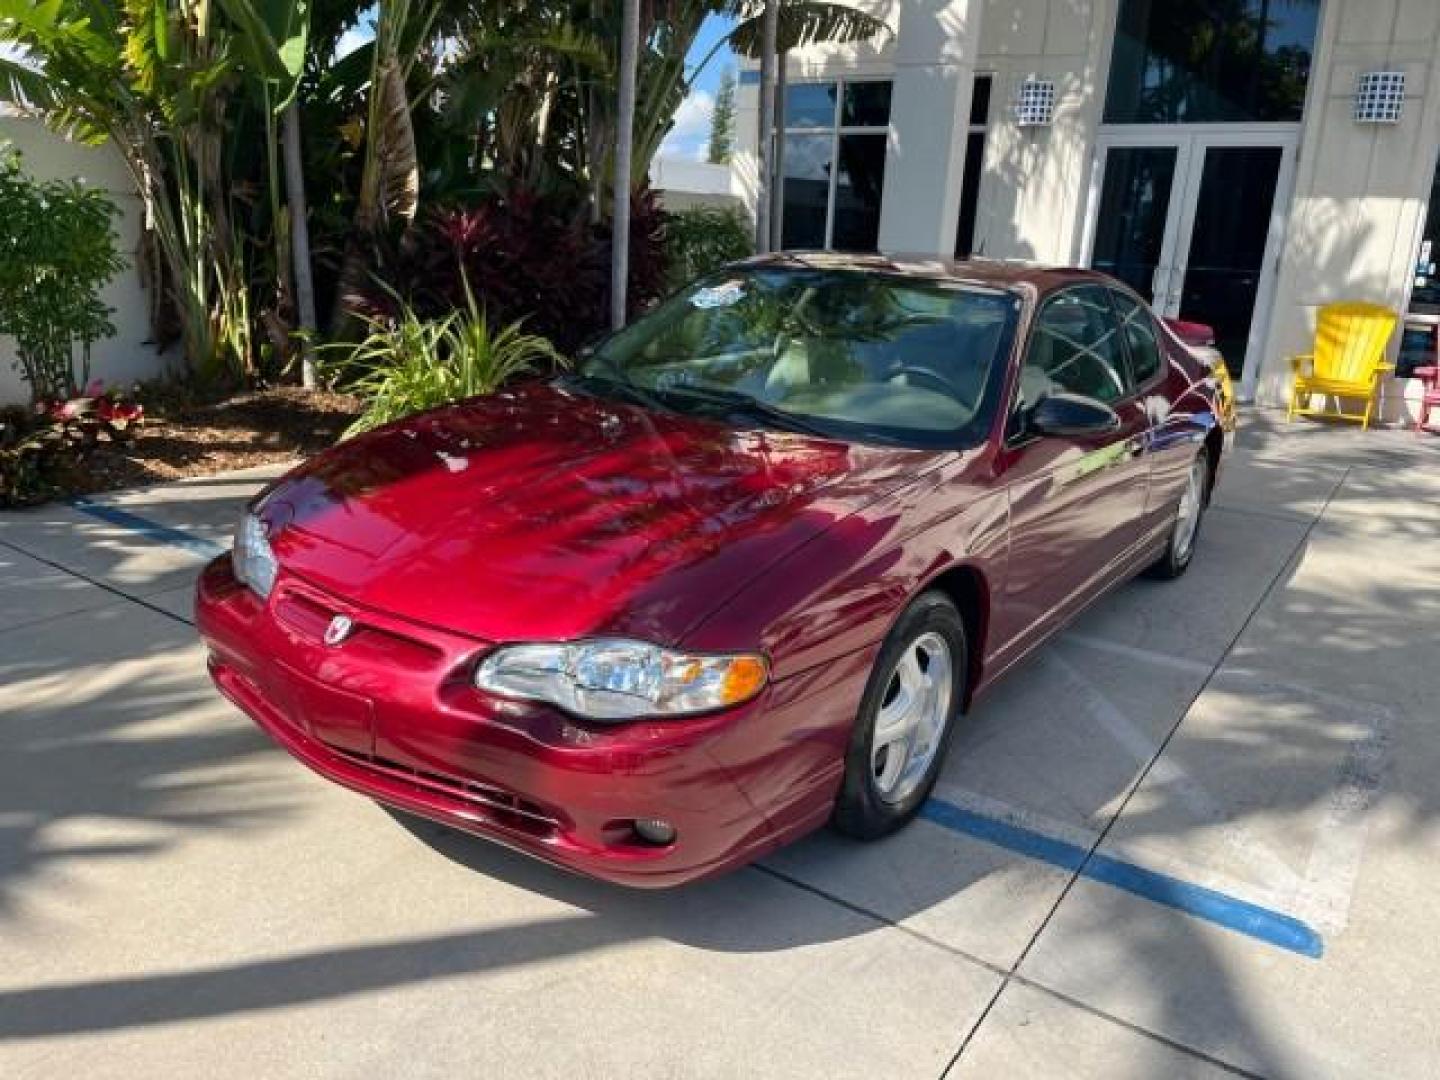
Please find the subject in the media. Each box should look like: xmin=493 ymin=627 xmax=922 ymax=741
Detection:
xmin=1029 ymin=393 xmax=1122 ymax=438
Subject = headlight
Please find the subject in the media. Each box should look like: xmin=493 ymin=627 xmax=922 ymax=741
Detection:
xmin=231 ymin=512 xmax=278 ymax=599
xmin=475 ymin=638 xmax=768 ymax=721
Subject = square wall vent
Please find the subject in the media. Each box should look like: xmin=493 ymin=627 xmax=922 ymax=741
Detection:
xmin=1355 ymin=70 xmax=1405 ymax=124
xmin=1014 ymin=78 xmax=1056 ymax=127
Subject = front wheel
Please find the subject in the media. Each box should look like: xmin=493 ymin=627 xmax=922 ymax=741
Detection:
xmin=833 ymin=592 xmax=968 ymax=840
xmin=1145 ymin=450 xmax=1210 ymax=580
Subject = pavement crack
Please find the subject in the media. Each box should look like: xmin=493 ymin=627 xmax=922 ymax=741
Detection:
xmin=938 ymin=464 xmax=1352 ymax=1079
xmin=0 ymin=537 xmax=196 ymax=629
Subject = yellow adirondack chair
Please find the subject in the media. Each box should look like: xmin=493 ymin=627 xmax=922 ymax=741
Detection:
xmin=1287 ymin=302 xmax=1398 ymax=429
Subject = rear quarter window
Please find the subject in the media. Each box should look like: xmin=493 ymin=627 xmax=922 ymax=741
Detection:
xmin=1111 ymin=289 xmax=1164 ymax=386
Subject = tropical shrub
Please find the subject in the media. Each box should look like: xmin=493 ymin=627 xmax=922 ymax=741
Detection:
xmin=0 ymin=145 xmax=123 ymax=402
xmin=662 ymin=205 xmax=752 ymax=291
xmin=360 ymin=186 xmax=669 ymax=354
xmin=2 ymin=3 xmax=890 ymax=384
xmin=334 ymin=284 xmax=564 ymax=437
xmin=0 ymin=383 xmax=144 ymax=508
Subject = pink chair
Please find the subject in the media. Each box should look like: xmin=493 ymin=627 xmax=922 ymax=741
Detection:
xmin=1416 ymin=365 xmax=1440 ymax=434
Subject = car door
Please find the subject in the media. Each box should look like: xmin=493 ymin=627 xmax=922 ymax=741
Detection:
xmin=989 ymin=284 xmax=1151 ymax=666
xmin=1111 ymin=286 xmax=1198 ymax=543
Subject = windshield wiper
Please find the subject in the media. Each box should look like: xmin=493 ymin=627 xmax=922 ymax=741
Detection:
xmin=563 ymin=370 xmax=673 ymax=414
xmin=660 ymin=384 xmax=838 ymax=439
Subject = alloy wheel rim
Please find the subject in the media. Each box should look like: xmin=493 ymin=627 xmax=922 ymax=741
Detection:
xmin=871 ymin=631 xmax=954 ymax=805
xmin=1174 ymin=456 xmax=1207 ymax=563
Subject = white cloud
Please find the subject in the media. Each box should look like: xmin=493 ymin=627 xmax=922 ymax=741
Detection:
xmin=335 ymin=26 xmax=371 ymax=60
xmin=659 ymin=90 xmax=715 ymax=162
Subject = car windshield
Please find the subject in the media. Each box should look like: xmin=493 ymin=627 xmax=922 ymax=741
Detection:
xmin=578 ymin=264 xmax=1022 ymax=447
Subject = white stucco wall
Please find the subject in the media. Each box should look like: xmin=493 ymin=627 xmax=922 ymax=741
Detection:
xmin=971 ymin=0 xmax=1113 ymax=264
xmin=652 ymin=156 xmax=748 ymax=215
xmin=736 ymin=0 xmax=1114 ymax=263
xmin=1254 ymin=0 xmax=1440 ymax=416
xmin=0 ymin=116 xmax=165 ymax=405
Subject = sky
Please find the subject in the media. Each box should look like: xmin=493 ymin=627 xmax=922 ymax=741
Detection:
xmin=657 ymin=14 xmax=739 ymax=163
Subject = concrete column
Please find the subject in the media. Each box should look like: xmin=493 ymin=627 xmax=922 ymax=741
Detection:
xmin=876 ymin=0 xmax=983 ymax=255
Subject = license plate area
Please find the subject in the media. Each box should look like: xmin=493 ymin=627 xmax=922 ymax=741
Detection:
xmin=277 ymin=662 xmax=375 ymax=756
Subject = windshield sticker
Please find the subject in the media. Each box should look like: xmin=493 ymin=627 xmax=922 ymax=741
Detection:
xmin=690 ymin=281 xmax=745 ymax=309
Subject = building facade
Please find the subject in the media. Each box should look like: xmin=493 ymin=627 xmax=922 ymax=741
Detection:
xmin=735 ymin=0 xmax=1440 ymax=417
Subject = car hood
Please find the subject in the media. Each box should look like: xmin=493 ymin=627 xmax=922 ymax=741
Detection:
xmin=258 ymin=381 xmax=939 ymax=645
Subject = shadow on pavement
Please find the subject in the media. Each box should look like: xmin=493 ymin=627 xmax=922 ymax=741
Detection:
xmin=2 ymin=418 xmax=1439 ymax=1077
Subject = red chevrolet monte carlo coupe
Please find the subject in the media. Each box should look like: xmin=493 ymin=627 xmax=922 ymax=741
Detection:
xmin=197 ymin=254 xmax=1234 ymax=887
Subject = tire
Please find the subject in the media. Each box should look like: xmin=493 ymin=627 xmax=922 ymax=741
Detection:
xmin=1145 ymin=449 xmax=1211 ymax=581
xmin=833 ymin=591 xmax=968 ymax=840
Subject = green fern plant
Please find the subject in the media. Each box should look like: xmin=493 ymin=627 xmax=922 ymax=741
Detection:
xmin=335 ymin=280 xmax=564 ymax=438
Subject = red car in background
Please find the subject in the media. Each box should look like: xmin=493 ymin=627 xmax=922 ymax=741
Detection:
xmin=197 ymin=255 xmax=1234 ymax=887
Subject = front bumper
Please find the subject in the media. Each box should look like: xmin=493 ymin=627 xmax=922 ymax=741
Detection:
xmin=195 ymin=558 xmax=821 ymax=887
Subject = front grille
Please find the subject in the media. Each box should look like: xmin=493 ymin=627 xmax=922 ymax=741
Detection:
xmin=273 ymin=584 xmax=446 ymax=667
xmin=335 ymin=748 xmax=561 ymax=838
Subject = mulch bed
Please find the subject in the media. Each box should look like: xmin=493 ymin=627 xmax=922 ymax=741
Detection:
xmin=74 ymin=387 xmax=361 ymax=495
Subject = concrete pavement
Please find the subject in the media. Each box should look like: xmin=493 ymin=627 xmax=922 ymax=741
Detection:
xmin=3 ymin=414 xmax=1439 ymax=1079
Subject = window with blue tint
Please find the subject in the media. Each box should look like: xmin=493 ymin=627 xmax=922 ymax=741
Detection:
xmin=784 ymin=82 xmax=839 ymax=128
xmin=780 ymin=79 xmax=892 ymax=252
xmin=1104 ymin=0 xmax=1320 ymax=124
xmin=781 ymin=134 xmax=832 ymax=249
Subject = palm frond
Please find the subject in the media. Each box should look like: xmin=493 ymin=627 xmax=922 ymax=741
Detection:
xmin=727 ymin=2 xmax=892 ymax=57
xmin=374 ymin=53 xmax=419 ymax=225
xmin=0 ymin=54 xmax=56 ymax=111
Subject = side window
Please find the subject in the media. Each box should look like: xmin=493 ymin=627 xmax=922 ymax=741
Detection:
xmin=1112 ymin=289 xmax=1163 ymax=385
xmin=1018 ymin=286 xmax=1129 ymax=409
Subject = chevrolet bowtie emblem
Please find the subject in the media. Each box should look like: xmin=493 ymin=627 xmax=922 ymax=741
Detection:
xmin=324 ymin=615 xmax=354 ymax=646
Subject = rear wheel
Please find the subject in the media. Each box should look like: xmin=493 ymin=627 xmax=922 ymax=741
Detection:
xmin=1145 ymin=450 xmax=1210 ymax=580
xmin=833 ymin=592 xmax=967 ymax=839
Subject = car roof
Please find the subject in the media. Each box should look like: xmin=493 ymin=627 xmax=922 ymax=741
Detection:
xmin=738 ymin=251 xmax=1112 ymax=298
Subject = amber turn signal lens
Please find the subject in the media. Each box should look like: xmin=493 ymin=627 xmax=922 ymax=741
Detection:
xmin=719 ymin=656 xmax=768 ymax=706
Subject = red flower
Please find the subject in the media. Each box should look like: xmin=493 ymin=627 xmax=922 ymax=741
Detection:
xmin=99 ymin=399 xmax=143 ymax=424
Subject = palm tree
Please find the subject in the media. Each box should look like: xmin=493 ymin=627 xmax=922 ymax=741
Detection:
xmin=0 ymin=0 xmax=250 ymax=379
xmin=329 ymin=0 xmax=442 ymax=333
xmin=0 ymin=0 xmax=329 ymax=383
xmin=215 ymin=0 xmax=318 ymax=384
xmin=611 ymin=0 xmax=640 ymax=329
xmin=754 ymin=0 xmax=779 ymax=250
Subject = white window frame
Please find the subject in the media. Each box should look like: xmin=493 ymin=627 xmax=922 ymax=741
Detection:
xmin=780 ymin=76 xmax=892 ymax=250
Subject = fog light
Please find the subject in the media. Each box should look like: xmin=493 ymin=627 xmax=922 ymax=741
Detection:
xmin=633 ymin=818 xmax=676 ymax=846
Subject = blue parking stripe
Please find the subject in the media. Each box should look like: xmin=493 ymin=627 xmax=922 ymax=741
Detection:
xmin=921 ymin=797 xmax=1323 ymax=958
xmin=69 ymin=497 xmax=228 ymax=560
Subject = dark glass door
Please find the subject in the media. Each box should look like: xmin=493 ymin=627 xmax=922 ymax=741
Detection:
xmin=1176 ymin=146 xmax=1282 ymax=376
xmin=1090 ymin=146 xmax=1178 ymax=302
